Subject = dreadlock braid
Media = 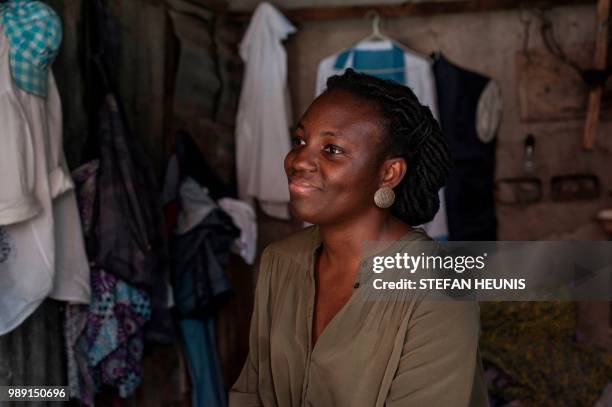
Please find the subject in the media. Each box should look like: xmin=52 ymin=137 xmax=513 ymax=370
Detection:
xmin=326 ymin=68 xmax=452 ymax=226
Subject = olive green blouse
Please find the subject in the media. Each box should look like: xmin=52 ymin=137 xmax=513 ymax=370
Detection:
xmin=229 ymin=226 xmax=489 ymax=407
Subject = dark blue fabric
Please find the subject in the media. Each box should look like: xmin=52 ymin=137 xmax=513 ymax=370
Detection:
xmin=172 ymin=208 xmax=238 ymax=407
xmin=180 ymin=318 xmax=227 ymax=407
xmin=432 ymin=54 xmax=497 ymax=241
xmin=171 ymin=209 xmax=238 ymax=318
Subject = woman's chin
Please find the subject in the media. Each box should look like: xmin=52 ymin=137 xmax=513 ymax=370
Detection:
xmin=288 ymin=201 xmax=321 ymax=224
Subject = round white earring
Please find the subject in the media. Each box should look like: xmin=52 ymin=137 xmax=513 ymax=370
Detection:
xmin=374 ymin=187 xmax=395 ymax=209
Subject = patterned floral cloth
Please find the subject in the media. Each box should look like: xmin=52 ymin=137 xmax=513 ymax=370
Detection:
xmin=0 ymin=226 xmax=11 ymax=263
xmin=66 ymin=159 xmax=152 ymax=405
xmin=76 ymin=268 xmax=151 ymax=400
xmin=480 ymin=301 xmax=612 ymax=406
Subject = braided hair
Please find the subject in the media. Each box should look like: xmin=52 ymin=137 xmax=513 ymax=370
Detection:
xmin=325 ymin=68 xmax=452 ymax=226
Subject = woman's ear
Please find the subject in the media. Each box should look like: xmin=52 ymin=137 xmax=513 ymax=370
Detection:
xmin=379 ymin=157 xmax=407 ymax=189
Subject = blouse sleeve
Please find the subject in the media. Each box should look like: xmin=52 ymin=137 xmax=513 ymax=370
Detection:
xmin=386 ymin=300 xmax=489 ymax=407
xmin=229 ymin=249 xmax=272 ymax=407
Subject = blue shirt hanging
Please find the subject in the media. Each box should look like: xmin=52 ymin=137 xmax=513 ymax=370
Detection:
xmin=333 ymin=43 xmax=406 ymax=83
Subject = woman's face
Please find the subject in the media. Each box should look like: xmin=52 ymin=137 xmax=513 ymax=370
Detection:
xmin=284 ymin=89 xmax=387 ymax=225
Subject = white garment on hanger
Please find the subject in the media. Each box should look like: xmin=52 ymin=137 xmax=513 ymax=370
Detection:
xmin=0 ymin=27 xmax=39 ymax=226
xmin=236 ymin=2 xmax=295 ymax=220
xmin=174 ymin=177 xmax=258 ymax=265
xmin=315 ymin=39 xmax=449 ymax=240
xmin=218 ymin=198 xmax=257 ymax=265
xmin=175 ymin=177 xmax=217 ymax=235
xmin=47 ymin=74 xmax=90 ymax=304
xmin=0 ymin=26 xmax=90 ymax=335
xmin=0 ymin=26 xmax=54 ymax=334
xmin=315 ymin=40 xmax=439 ymax=121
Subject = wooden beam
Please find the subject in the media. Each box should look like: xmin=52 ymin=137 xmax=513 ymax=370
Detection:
xmin=582 ymin=0 xmax=610 ymax=150
xmin=226 ymin=0 xmax=595 ymax=23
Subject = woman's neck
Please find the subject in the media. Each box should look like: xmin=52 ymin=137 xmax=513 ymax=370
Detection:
xmin=317 ymin=212 xmax=411 ymax=266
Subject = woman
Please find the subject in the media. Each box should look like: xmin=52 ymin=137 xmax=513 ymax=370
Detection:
xmin=229 ymin=69 xmax=488 ymax=406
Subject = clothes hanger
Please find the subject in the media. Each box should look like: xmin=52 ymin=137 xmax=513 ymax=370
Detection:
xmin=343 ymin=5 xmax=433 ymax=74
xmin=359 ymin=11 xmax=391 ymax=43
xmin=341 ymin=11 xmax=403 ymax=75
xmin=357 ymin=8 xmax=432 ymax=59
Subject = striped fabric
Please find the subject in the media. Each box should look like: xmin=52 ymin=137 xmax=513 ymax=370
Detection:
xmin=332 ymin=43 xmax=406 ymax=83
xmin=0 ymin=0 xmax=62 ymax=98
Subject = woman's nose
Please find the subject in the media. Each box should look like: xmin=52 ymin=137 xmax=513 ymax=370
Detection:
xmin=289 ymin=145 xmax=317 ymax=172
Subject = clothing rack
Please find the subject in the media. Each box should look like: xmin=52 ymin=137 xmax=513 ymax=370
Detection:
xmin=226 ymin=0 xmax=595 ymax=22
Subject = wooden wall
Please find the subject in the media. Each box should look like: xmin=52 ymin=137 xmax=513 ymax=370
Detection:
xmin=284 ymin=3 xmax=612 ymax=241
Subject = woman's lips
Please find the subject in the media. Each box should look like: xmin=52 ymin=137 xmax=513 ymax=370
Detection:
xmin=288 ymin=179 xmax=321 ymax=195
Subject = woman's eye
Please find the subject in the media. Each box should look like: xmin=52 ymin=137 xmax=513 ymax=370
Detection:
xmin=291 ymin=136 xmax=305 ymax=146
xmin=324 ymin=144 xmax=344 ymax=155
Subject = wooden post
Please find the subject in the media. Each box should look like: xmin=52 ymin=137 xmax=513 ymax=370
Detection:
xmin=582 ymin=0 xmax=610 ymax=150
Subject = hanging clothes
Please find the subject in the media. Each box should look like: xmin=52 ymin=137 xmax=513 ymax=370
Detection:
xmin=0 ymin=24 xmax=39 ymax=225
xmin=218 ymin=198 xmax=257 ymax=265
xmin=162 ymin=132 xmax=257 ymax=265
xmin=180 ymin=318 xmax=228 ymax=407
xmin=64 ymin=0 xmax=170 ymax=389
xmin=175 ymin=178 xmax=218 ymax=235
xmin=315 ymin=39 xmax=448 ymax=240
xmin=236 ymin=2 xmax=295 ymax=220
xmin=47 ymin=72 xmax=91 ymax=304
xmin=0 ymin=9 xmax=90 ymax=335
xmin=76 ymin=268 xmax=151 ymax=401
xmin=95 ymin=94 xmax=167 ymax=290
xmin=175 ymin=179 xmax=257 ymax=265
xmin=315 ymin=40 xmax=438 ymax=112
xmin=160 ymin=132 xmax=229 ymax=239
xmin=66 ymin=158 xmax=152 ymax=406
xmin=171 ymin=183 xmax=239 ymax=407
xmin=0 ymin=0 xmax=63 ymax=223
xmin=82 ymin=0 xmax=168 ymax=296
xmin=161 ymin=132 xmax=242 ymax=407
xmin=5 ymin=0 xmax=89 ymax=307
xmin=65 ymin=160 xmax=100 ymax=401
xmin=0 ymin=0 xmax=62 ymax=98
xmin=171 ymin=187 xmax=239 ymax=319
xmin=432 ymin=53 xmax=501 ymax=241
xmin=83 ymin=0 xmax=173 ymax=345
xmin=95 ymin=91 xmax=172 ymax=347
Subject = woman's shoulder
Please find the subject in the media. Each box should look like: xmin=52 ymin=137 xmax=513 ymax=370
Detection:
xmin=260 ymin=225 xmax=321 ymax=268
xmin=403 ymin=227 xmax=433 ymax=242
xmin=381 ymin=227 xmax=434 ymax=256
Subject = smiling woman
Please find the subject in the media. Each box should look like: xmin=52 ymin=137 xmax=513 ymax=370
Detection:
xmin=229 ymin=69 xmax=488 ymax=407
